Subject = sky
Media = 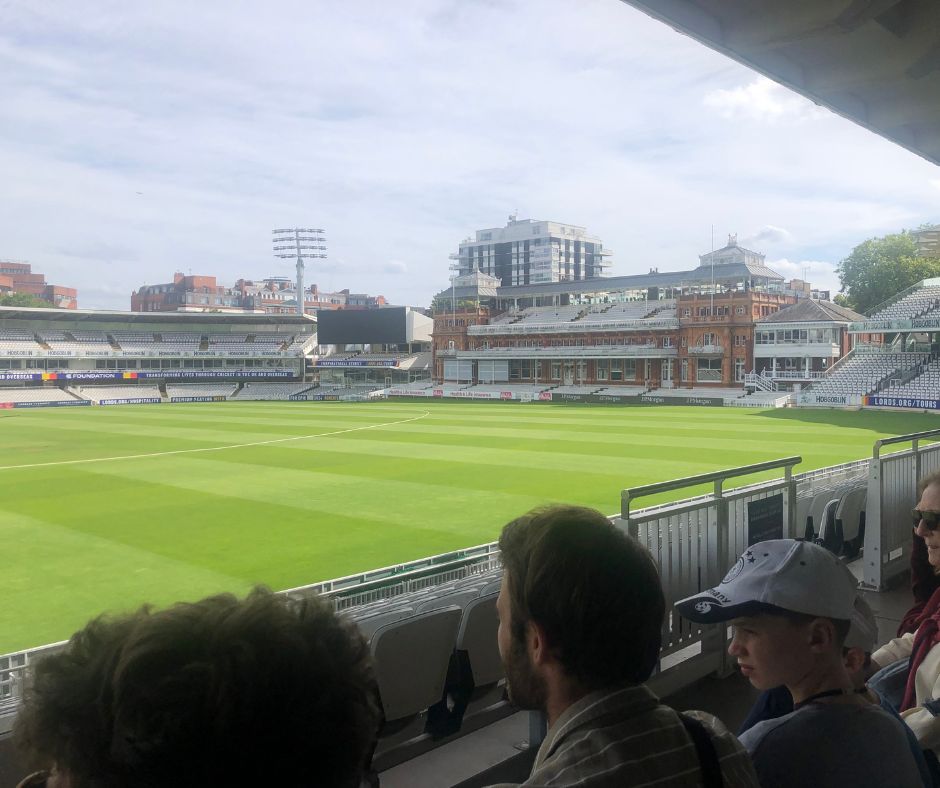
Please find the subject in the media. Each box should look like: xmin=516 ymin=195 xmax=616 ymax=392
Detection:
xmin=2 ymin=0 xmax=938 ymax=311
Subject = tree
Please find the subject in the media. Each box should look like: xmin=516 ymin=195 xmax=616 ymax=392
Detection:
xmin=836 ymin=231 xmax=940 ymax=314
xmin=0 ymin=292 xmax=53 ymax=308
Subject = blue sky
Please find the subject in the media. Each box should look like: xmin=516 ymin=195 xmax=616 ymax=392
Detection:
xmin=1 ymin=0 xmax=938 ymax=310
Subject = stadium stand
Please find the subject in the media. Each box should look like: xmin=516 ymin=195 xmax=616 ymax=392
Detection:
xmin=234 ymin=382 xmax=317 ymax=400
xmin=77 ymin=385 xmax=162 ymax=402
xmin=165 ymin=382 xmax=238 ymax=399
xmin=867 ymin=284 xmax=940 ymax=322
xmin=806 ymin=352 xmax=929 ymax=398
xmin=880 ymin=358 xmax=940 ymax=400
xmin=0 ymin=388 xmax=78 ymax=404
xmin=592 ymin=385 xmax=647 ymax=397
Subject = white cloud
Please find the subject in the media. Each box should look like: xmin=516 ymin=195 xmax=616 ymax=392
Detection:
xmin=703 ymin=76 xmax=826 ymax=123
xmin=0 ymin=1 xmax=937 ymax=311
xmin=767 ymin=258 xmax=841 ymax=294
xmin=383 ymin=260 xmax=408 ymax=275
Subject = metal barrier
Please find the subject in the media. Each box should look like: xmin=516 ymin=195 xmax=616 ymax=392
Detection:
xmin=864 ymin=429 xmax=940 ymax=589
xmin=619 ymin=457 xmax=801 ymax=695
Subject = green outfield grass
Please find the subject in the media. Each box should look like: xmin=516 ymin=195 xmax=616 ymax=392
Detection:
xmin=1 ymin=400 xmax=936 ymax=654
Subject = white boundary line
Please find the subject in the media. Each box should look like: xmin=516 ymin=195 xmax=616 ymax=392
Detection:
xmin=0 ymin=410 xmax=431 ymax=472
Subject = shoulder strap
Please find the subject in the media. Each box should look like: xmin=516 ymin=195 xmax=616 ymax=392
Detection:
xmin=679 ymin=712 xmax=724 ymax=788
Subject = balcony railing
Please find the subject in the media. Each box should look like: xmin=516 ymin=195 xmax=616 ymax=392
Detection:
xmin=687 ymin=344 xmax=723 ymax=354
xmin=453 ymin=345 xmax=677 ymax=359
xmin=466 ymin=317 xmax=679 ymax=336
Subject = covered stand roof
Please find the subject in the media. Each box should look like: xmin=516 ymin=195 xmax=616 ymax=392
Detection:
xmin=621 ymin=0 xmax=940 ymax=166
xmin=758 ymin=299 xmax=865 ymax=323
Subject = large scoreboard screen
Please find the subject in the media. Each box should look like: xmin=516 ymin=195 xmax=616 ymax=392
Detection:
xmin=316 ymin=307 xmax=407 ymax=344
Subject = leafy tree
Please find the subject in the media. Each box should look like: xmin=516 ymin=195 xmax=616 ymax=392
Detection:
xmin=836 ymin=231 xmax=940 ymax=314
xmin=0 ymin=292 xmax=53 ymax=308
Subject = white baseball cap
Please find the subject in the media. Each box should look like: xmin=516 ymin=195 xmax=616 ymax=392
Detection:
xmin=675 ymin=539 xmax=857 ymax=624
xmin=845 ymin=595 xmax=878 ymax=652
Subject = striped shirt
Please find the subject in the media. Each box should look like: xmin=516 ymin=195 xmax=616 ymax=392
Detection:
xmin=488 ymin=684 xmax=759 ymax=787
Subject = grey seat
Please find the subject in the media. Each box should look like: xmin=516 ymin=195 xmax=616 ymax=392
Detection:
xmin=415 ymin=589 xmax=481 ymax=614
xmin=457 ymin=592 xmax=503 ymax=687
xmin=371 ymin=606 xmax=463 ymax=724
xmin=353 ymin=607 xmax=414 ymax=643
xmin=836 ymin=486 xmax=867 ymax=543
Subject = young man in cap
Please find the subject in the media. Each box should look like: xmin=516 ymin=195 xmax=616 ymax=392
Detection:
xmin=677 ymin=539 xmax=923 ymax=788
xmin=489 ymin=505 xmax=759 ymax=787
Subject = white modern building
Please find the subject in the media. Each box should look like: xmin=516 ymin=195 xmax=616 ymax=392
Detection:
xmin=450 ymin=215 xmax=611 ymax=287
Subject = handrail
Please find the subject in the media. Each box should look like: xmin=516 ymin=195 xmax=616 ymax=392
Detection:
xmin=873 ymin=428 xmax=940 ymax=459
xmin=621 ymin=456 xmax=801 ymax=518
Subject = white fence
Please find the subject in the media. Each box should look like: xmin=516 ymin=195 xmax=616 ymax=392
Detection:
xmin=864 ymin=429 xmax=940 ymax=588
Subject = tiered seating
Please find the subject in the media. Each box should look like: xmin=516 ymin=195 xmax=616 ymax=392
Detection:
xmin=157 ymin=333 xmax=201 ymax=352
xmin=247 ymin=334 xmax=293 ymax=350
xmin=794 ymin=481 xmax=867 ymax=558
xmin=78 ymin=385 xmax=161 ymax=402
xmin=576 ymin=300 xmax=676 ymax=323
xmin=207 ymin=334 xmax=249 ymax=346
xmin=880 ymin=359 xmax=940 ymax=400
xmin=550 ymin=385 xmax=604 ymax=395
xmin=465 ymin=383 xmax=548 ymax=395
xmin=41 ymin=330 xmax=112 ymax=353
xmin=593 ymin=386 xmax=647 ymax=397
xmin=111 ymin=332 xmax=157 ymax=351
xmin=0 ymin=328 xmax=39 ymax=354
xmin=235 ymin=382 xmax=316 ymax=400
xmin=339 ymin=570 xmax=504 ymax=745
xmin=68 ymin=331 xmax=109 ymax=343
xmin=646 ymin=386 xmax=743 ymax=399
xmin=0 ymin=388 xmax=77 ymax=403
xmin=166 ymin=383 xmax=237 ymax=399
xmin=808 ymin=352 xmax=928 ymax=398
xmin=869 ymin=285 xmax=940 ymax=321
xmin=509 ymin=305 xmax=583 ymax=324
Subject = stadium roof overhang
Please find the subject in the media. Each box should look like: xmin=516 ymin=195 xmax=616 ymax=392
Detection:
xmin=620 ymin=0 xmax=940 ymax=167
xmin=0 ymin=306 xmax=317 ymax=327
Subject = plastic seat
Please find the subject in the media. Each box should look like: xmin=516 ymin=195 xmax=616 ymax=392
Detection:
xmin=353 ymin=607 xmax=415 ymax=643
xmin=371 ymin=606 xmax=462 ymax=725
xmin=415 ymin=589 xmax=481 ymax=615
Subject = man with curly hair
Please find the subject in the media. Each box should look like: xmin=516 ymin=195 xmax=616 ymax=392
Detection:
xmin=14 ymin=588 xmax=379 ymax=788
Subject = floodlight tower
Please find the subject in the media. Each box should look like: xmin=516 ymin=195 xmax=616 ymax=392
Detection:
xmin=272 ymin=228 xmax=327 ymax=316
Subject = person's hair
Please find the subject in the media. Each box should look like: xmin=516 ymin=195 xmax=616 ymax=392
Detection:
xmin=919 ymin=469 xmax=940 ymax=497
xmin=15 ymin=588 xmax=379 ymax=788
xmin=753 ymin=603 xmax=851 ymax=647
xmin=498 ymin=504 xmax=665 ymax=689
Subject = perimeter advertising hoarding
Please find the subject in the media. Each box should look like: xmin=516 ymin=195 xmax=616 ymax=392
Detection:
xmin=316 ymin=308 xmax=407 ymax=345
xmin=7 ymin=400 xmax=91 ymax=408
xmin=865 ymin=395 xmax=940 ymax=410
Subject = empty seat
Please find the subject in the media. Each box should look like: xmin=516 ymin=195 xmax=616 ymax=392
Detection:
xmin=415 ymin=589 xmax=481 ymax=614
xmin=371 ymin=606 xmax=462 ymax=725
xmin=352 ymin=607 xmax=415 ymax=642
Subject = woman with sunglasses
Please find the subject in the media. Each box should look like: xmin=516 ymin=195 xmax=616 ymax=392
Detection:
xmin=868 ymin=470 xmax=940 ymax=762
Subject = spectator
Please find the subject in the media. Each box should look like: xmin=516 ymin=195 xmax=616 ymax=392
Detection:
xmin=488 ymin=505 xmax=759 ymax=787
xmin=15 ymin=588 xmax=379 ymax=788
xmin=898 ymin=471 xmax=940 ymax=637
xmin=870 ymin=471 xmax=940 ymax=758
xmin=677 ymin=539 xmax=923 ymax=788
xmin=737 ymin=595 xmax=932 ymax=786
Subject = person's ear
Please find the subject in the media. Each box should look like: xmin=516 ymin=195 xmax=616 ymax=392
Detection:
xmin=527 ymin=619 xmax=551 ymax=667
xmin=843 ymin=646 xmax=866 ymax=674
xmin=807 ymin=618 xmax=835 ymax=653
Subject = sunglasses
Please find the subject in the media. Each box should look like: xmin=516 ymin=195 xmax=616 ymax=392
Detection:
xmin=912 ymin=509 xmax=940 ymax=530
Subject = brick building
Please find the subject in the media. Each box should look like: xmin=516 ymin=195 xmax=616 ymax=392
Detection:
xmin=0 ymin=261 xmax=77 ymax=308
xmin=131 ymin=272 xmax=385 ymax=314
xmin=431 ymin=237 xmax=821 ymax=388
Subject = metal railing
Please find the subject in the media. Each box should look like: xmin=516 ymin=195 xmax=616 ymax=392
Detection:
xmin=466 ymin=317 xmax=679 ymax=336
xmin=620 ymin=457 xmax=801 ymax=694
xmin=864 ymin=429 xmax=940 ymax=588
xmin=688 ymin=344 xmax=724 ymax=354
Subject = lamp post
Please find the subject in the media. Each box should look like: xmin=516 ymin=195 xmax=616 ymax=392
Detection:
xmin=273 ymin=228 xmax=327 ymax=317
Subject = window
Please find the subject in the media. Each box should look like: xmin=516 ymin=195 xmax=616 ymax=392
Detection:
xmin=735 ymin=358 xmax=745 ymax=382
xmin=735 ymin=306 xmax=745 ymax=315
xmin=681 ymin=336 xmax=688 ymax=347
xmin=610 ymin=359 xmax=623 ymax=381
xmin=681 ymin=358 xmax=689 ymax=382
xmin=697 ymin=357 xmax=722 ymax=382
xmin=703 ymin=332 xmax=715 ymax=346
xmin=551 ymin=362 xmax=561 ymax=380
xmin=662 ymin=336 xmax=674 ymax=348
xmin=683 ymin=308 xmax=691 ymax=317
xmin=596 ymin=359 xmax=609 ymax=381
